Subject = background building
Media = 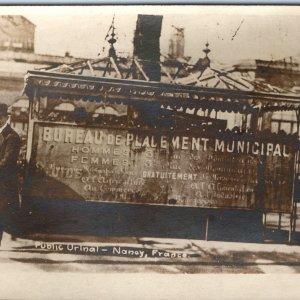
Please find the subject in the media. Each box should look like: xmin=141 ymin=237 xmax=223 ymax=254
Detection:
xmin=0 ymin=15 xmax=35 ymax=53
xmin=0 ymin=15 xmax=87 ymax=137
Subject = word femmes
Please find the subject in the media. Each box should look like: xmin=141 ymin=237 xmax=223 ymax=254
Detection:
xmin=42 ymin=126 xmax=290 ymax=157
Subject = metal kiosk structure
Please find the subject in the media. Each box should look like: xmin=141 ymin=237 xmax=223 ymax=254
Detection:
xmin=22 ymin=70 xmax=300 ymax=242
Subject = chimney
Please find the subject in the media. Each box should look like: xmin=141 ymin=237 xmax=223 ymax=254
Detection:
xmin=133 ymin=14 xmax=163 ymax=81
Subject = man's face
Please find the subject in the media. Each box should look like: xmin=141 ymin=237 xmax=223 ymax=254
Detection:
xmin=0 ymin=115 xmax=8 ymax=128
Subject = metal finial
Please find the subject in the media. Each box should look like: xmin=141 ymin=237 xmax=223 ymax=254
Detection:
xmin=107 ymin=15 xmax=117 ymax=58
xmin=203 ymin=42 xmax=211 ymax=57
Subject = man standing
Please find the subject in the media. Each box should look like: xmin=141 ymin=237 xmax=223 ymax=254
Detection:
xmin=0 ymin=103 xmax=20 ymax=246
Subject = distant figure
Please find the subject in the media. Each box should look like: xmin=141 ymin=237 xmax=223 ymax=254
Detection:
xmin=0 ymin=104 xmax=21 ymax=246
xmin=73 ymin=106 xmax=88 ymax=125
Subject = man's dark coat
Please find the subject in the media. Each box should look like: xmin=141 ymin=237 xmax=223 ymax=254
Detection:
xmin=0 ymin=124 xmax=21 ymax=213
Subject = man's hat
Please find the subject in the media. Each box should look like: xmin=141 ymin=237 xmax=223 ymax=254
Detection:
xmin=0 ymin=104 xmax=9 ymax=116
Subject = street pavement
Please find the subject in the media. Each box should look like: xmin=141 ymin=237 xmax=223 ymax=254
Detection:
xmin=1 ymin=224 xmax=300 ymax=299
xmin=0 ymin=206 xmax=300 ymax=299
xmin=1 ymin=231 xmax=300 ymax=275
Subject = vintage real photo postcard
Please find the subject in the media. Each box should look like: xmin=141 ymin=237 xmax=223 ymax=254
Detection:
xmin=0 ymin=4 xmax=300 ymax=299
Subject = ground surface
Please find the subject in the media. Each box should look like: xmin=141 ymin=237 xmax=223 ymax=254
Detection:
xmin=1 ymin=233 xmax=300 ymax=300
xmin=1 ymin=232 xmax=300 ymax=274
xmin=1 ymin=206 xmax=300 ymax=299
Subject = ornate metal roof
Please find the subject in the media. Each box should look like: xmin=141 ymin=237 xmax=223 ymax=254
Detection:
xmin=29 ymin=19 xmax=300 ymax=113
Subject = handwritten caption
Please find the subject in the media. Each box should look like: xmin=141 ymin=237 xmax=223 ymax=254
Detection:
xmin=34 ymin=242 xmax=190 ymax=259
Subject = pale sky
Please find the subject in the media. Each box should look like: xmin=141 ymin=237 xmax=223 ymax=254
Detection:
xmin=2 ymin=5 xmax=299 ymax=65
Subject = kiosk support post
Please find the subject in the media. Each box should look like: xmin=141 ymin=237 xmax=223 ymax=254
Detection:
xmin=289 ymin=108 xmax=300 ymax=243
xmin=278 ymin=213 xmax=282 ymax=230
xmin=289 ymin=213 xmax=293 ymax=243
xmin=205 ymin=216 xmax=209 ymax=241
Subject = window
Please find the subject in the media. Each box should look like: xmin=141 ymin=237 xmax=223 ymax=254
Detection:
xmin=12 ymin=42 xmax=23 ymax=48
xmin=280 ymin=122 xmax=292 ymax=134
xmin=271 ymin=121 xmax=279 ymax=133
xmin=53 ymin=103 xmax=76 ymax=112
xmin=292 ymin=123 xmax=299 ymax=134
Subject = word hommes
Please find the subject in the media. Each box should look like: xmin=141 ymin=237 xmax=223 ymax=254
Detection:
xmin=42 ymin=126 xmax=290 ymax=157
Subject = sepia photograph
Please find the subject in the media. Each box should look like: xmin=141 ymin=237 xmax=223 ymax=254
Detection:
xmin=1 ymin=4 xmax=300 ymax=299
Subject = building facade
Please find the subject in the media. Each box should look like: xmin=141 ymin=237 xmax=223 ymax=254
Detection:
xmin=0 ymin=15 xmax=35 ymax=53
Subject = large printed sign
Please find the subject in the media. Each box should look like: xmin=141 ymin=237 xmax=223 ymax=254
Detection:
xmin=27 ymin=123 xmax=296 ymax=212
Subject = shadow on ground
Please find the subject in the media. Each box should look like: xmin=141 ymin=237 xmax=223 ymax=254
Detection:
xmin=14 ymin=199 xmax=267 ymax=243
